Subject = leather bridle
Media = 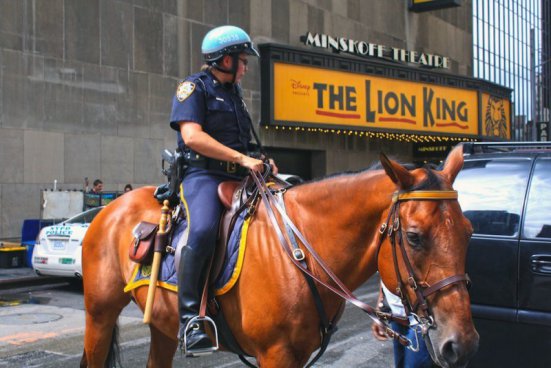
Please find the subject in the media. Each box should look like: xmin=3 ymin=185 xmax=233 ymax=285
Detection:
xmin=379 ymin=190 xmax=471 ymax=336
xmin=249 ymin=170 xmax=471 ymax=356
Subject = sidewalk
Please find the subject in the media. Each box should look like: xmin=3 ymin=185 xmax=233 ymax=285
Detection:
xmin=0 ymin=239 xmax=44 ymax=288
xmin=0 ymin=267 xmax=50 ymax=289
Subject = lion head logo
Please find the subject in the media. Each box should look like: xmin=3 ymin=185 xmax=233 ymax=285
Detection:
xmin=484 ymin=96 xmax=508 ymax=138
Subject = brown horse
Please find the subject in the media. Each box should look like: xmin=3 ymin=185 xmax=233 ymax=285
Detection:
xmin=81 ymin=144 xmax=478 ymax=368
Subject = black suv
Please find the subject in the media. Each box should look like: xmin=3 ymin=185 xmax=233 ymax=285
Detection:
xmin=453 ymin=142 xmax=551 ymax=368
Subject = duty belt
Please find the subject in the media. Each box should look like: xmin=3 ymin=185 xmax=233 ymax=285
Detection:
xmin=186 ymin=151 xmax=248 ymax=176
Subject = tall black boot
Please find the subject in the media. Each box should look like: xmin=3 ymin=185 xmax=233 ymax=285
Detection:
xmin=177 ymin=246 xmax=214 ymax=354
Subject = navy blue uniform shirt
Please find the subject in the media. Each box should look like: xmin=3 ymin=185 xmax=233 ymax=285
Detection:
xmin=169 ymin=70 xmax=252 ymax=153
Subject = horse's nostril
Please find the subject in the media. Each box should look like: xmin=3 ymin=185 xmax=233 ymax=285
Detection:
xmin=441 ymin=333 xmax=479 ymax=367
xmin=442 ymin=338 xmax=460 ymax=365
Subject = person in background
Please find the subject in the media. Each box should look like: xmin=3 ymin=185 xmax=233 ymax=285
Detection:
xmin=89 ymin=179 xmax=103 ymax=194
xmin=169 ymin=25 xmax=277 ymax=355
xmin=124 ymin=184 xmax=133 ymax=193
xmin=371 ymin=282 xmax=436 ymax=368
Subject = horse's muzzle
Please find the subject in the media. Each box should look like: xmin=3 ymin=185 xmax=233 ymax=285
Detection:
xmin=427 ymin=328 xmax=479 ymax=368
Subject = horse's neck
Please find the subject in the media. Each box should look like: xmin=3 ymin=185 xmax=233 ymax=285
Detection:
xmin=287 ymin=170 xmax=394 ymax=289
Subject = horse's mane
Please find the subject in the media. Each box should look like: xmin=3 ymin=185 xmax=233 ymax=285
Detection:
xmin=289 ymin=158 xmax=388 ymax=188
xmin=288 ymin=167 xmax=366 ymax=188
xmin=289 ymin=159 xmax=443 ymax=190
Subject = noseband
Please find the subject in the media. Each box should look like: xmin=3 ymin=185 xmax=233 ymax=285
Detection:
xmin=379 ymin=190 xmax=471 ymax=335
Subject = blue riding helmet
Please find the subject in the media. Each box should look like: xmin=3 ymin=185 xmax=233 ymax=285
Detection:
xmin=201 ymin=25 xmax=260 ymax=62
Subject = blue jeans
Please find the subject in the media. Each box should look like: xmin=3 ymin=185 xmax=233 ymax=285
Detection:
xmin=391 ymin=321 xmax=435 ymax=368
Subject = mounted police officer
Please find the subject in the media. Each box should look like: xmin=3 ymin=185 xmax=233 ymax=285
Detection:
xmin=169 ymin=25 xmax=278 ymax=355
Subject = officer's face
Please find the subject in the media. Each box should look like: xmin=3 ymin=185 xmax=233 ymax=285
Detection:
xmin=235 ymin=53 xmax=249 ymax=83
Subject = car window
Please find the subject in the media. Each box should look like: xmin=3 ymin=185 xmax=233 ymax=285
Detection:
xmin=455 ymin=158 xmax=532 ymax=236
xmin=523 ymin=157 xmax=551 ymax=239
xmin=65 ymin=207 xmax=103 ymax=224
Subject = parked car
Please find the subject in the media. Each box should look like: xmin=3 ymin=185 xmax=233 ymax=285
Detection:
xmin=453 ymin=142 xmax=551 ymax=368
xmin=276 ymin=173 xmax=304 ymax=185
xmin=32 ymin=206 xmax=104 ymax=278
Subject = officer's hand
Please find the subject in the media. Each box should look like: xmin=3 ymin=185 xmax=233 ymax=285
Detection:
xmin=268 ymin=158 xmax=279 ymax=175
xmin=371 ymin=322 xmax=389 ymax=341
xmin=258 ymin=154 xmax=279 ymax=175
xmin=239 ymin=155 xmax=264 ymax=172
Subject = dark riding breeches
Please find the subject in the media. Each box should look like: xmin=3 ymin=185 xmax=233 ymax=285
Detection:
xmin=180 ymin=167 xmax=238 ymax=258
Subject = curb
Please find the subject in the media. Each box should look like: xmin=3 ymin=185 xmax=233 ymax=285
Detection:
xmin=0 ymin=275 xmax=68 ymax=290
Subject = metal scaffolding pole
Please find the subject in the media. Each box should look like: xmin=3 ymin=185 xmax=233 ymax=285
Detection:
xmin=531 ymin=28 xmax=538 ymax=141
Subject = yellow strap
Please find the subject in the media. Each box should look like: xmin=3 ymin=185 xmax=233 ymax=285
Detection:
xmin=394 ymin=190 xmax=458 ymax=202
xmin=0 ymin=246 xmax=26 ymax=251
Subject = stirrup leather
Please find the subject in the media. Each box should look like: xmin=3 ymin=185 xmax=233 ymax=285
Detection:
xmin=183 ymin=316 xmax=219 ymax=357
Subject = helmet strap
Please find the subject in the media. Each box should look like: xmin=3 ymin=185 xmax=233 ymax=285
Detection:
xmin=211 ymin=61 xmax=230 ymax=73
xmin=229 ymin=53 xmax=239 ymax=84
xmin=210 ymin=53 xmax=239 ymax=84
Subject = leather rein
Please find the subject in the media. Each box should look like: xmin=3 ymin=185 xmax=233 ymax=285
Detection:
xmin=249 ymin=170 xmax=471 ymax=353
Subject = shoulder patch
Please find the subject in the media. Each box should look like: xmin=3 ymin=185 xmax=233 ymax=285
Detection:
xmin=176 ymin=81 xmax=195 ymax=102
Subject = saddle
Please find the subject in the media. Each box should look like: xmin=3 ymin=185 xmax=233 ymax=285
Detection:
xmin=213 ymin=177 xmax=257 ymax=279
xmin=130 ymin=175 xmax=288 ymax=282
xmin=130 ymin=176 xmax=257 ymax=267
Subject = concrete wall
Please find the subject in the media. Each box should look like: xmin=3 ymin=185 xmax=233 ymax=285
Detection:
xmin=0 ymin=0 xmax=471 ymax=238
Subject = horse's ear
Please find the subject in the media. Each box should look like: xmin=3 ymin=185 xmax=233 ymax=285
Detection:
xmin=441 ymin=144 xmax=464 ymax=184
xmin=379 ymin=152 xmax=415 ymax=189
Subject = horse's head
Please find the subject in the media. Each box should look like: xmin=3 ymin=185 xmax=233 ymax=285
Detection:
xmin=378 ymin=144 xmax=479 ymax=368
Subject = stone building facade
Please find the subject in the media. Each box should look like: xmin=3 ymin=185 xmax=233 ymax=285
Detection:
xmin=0 ymin=0 xmax=472 ymax=238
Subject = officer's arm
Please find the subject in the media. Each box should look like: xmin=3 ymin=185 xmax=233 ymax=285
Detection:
xmin=179 ymin=122 xmax=264 ymax=172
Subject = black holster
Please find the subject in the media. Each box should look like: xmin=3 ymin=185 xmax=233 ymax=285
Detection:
xmin=154 ymin=148 xmax=187 ymax=206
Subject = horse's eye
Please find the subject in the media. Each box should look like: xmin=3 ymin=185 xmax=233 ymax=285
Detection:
xmin=406 ymin=231 xmax=422 ymax=247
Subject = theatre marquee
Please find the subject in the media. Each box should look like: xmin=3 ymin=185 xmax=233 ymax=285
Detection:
xmin=260 ymin=43 xmax=512 ymax=141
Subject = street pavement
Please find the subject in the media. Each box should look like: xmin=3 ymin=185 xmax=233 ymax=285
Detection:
xmin=0 ymin=268 xmax=394 ymax=367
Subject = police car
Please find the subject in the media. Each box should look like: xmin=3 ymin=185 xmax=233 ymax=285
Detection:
xmin=32 ymin=206 xmax=103 ymax=278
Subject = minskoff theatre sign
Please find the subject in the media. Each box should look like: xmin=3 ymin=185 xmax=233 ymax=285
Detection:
xmin=300 ymin=32 xmax=450 ymax=69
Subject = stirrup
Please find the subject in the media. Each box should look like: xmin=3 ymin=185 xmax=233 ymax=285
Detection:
xmin=183 ymin=315 xmax=219 ymax=357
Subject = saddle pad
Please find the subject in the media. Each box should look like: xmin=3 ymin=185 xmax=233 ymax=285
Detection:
xmin=123 ymin=211 xmax=250 ymax=296
xmin=214 ymin=211 xmax=250 ymax=295
xmin=123 ymin=251 xmax=178 ymax=293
